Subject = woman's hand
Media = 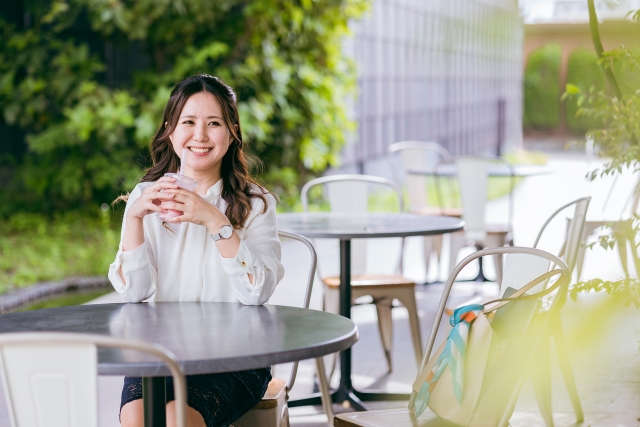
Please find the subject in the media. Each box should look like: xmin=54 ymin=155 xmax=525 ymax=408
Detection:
xmin=161 ymin=188 xmax=230 ymax=232
xmin=162 ymin=188 xmax=245 ymax=264
xmin=160 ymin=188 xmax=250 ymax=281
xmin=126 ymin=177 xmax=179 ymax=220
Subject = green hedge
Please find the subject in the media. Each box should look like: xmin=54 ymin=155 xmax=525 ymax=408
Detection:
xmin=614 ymin=47 xmax=640 ymax=96
xmin=524 ymin=44 xmax=561 ymax=130
xmin=565 ymin=48 xmax=606 ymax=133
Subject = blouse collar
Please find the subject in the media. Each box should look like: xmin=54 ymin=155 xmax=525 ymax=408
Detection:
xmin=202 ymin=179 xmax=223 ymax=204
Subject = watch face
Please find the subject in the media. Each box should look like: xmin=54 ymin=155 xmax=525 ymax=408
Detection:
xmin=220 ymin=225 xmax=233 ymax=239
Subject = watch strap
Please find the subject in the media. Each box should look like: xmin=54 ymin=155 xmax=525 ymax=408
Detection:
xmin=210 ymin=224 xmax=233 ymax=241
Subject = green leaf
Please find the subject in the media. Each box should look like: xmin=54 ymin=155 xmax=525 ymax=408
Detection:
xmin=565 ymin=83 xmax=581 ymax=95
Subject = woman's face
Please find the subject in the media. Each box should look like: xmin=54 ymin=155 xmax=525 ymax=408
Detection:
xmin=169 ymin=91 xmax=233 ymax=176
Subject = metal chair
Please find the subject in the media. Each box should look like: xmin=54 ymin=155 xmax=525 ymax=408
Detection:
xmin=529 ymin=197 xmax=590 ymax=426
xmin=388 ymin=141 xmax=458 ymax=280
xmin=233 ymin=231 xmax=333 ymax=427
xmin=576 ymin=176 xmax=640 ymax=281
xmin=388 ymin=141 xmax=456 ymax=216
xmin=533 ymin=196 xmax=591 ymax=277
xmin=334 ymin=247 xmax=574 ymax=426
xmin=301 ymin=174 xmax=422 ymax=373
xmin=442 ymin=197 xmax=590 ymax=426
xmin=435 ymin=156 xmax=516 ymax=283
xmin=0 ymin=332 xmax=187 ymax=427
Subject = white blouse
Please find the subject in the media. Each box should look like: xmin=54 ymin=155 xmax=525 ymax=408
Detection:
xmin=108 ymin=180 xmax=284 ymax=305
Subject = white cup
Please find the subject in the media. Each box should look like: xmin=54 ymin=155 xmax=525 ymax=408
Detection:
xmin=158 ymin=173 xmax=197 ymax=220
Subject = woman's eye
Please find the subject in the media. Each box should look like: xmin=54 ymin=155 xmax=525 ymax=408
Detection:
xmin=208 ymin=121 xmax=220 ymax=126
xmin=182 ymin=120 xmax=194 ymax=124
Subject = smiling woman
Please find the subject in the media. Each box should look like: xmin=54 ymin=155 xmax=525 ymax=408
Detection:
xmin=108 ymin=74 xmax=284 ymax=427
xmin=167 ymin=92 xmax=233 ymax=190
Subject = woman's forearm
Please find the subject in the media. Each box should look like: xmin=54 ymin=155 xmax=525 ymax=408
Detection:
xmin=123 ymin=214 xmax=145 ymax=251
xmin=212 ymin=229 xmax=254 ymax=284
xmin=214 ymin=230 xmax=240 ymax=258
xmin=118 ymin=214 xmax=146 ymax=285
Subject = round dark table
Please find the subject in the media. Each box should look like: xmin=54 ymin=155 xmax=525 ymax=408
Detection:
xmin=276 ymin=212 xmax=464 ymax=410
xmin=0 ymin=302 xmax=357 ymax=427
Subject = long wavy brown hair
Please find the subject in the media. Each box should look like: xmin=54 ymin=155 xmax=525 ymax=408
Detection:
xmin=138 ymin=74 xmax=268 ymax=229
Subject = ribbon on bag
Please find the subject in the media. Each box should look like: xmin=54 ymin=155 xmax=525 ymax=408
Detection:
xmin=414 ymin=304 xmax=484 ymax=417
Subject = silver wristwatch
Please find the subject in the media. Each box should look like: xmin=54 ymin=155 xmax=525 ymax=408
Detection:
xmin=211 ymin=224 xmax=233 ymax=241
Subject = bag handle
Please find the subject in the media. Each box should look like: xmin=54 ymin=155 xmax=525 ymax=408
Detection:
xmin=482 ymin=269 xmax=565 ymax=314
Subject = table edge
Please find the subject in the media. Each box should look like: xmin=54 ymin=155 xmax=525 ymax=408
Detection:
xmin=98 ymin=324 xmax=358 ymax=376
xmin=277 ymin=213 xmax=465 ymax=239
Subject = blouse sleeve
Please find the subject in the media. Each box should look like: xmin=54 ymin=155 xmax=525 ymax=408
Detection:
xmin=107 ymin=185 xmax=158 ymax=303
xmin=218 ymin=193 xmax=284 ymax=305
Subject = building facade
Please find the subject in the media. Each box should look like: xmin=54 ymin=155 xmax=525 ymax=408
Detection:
xmin=340 ymin=0 xmax=524 ymax=172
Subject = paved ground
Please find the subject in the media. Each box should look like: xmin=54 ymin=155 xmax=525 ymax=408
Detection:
xmin=1 ymin=149 xmax=638 ymax=426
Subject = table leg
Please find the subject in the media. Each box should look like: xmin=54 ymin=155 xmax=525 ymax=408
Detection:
xmin=290 ymin=239 xmax=410 ymax=410
xmin=476 ymin=254 xmax=487 ymax=282
xmin=143 ymin=377 xmax=166 ymax=427
xmin=333 ymin=240 xmax=368 ymax=410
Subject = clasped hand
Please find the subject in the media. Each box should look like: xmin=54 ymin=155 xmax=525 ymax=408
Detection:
xmin=127 ymin=176 xmax=228 ymax=232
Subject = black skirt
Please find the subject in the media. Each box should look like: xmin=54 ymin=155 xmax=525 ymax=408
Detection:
xmin=120 ymin=368 xmax=271 ymax=427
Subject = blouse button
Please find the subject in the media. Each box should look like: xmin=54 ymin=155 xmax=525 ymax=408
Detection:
xmin=241 ymin=261 xmax=246 ymax=266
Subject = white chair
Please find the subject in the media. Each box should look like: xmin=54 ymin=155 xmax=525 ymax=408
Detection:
xmin=534 ymin=197 xmax=591 ymax=278
xmin=443 ymin=197 xmax=590 ymax=425
xmin=233 ymin=231 xmax=333 ymax=427
xmin=435 ymin=156 xmax=515 ymax=283
xmin=388 ymin=141 xmax=457 ymax=216
xmin=0 ymin=332 xmax=187 ymax=427
xmin=575 ymin=176 xmax=640 ymax=281
xmin=388 ymin=141 xmax=458 ymax=279
xmin=301 ymin=174 xmax=422 ymax=373
xmin=529 ymin=197 xmax=590 ymax=426
xmin=334 ymin=247 xmax=576 ymax=427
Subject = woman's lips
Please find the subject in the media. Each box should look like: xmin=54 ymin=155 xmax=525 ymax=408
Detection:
xmin=187 ymin=147 xmax=212 ymax=157
xmin=188 ymin=147 xmax=212 ymax=153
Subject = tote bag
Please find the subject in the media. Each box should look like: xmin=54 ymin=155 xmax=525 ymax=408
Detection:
xmin=412 ymin=269 xmax=565 ymax=427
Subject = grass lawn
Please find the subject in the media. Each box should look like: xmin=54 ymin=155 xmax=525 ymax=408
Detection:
xmin=0 ymin=209 xmax=120 ymax=294
xmin=9 ymin=288 xmax=113 ymax=313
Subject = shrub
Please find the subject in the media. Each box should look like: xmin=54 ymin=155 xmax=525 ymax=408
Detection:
xmin=524 ymin=44 xmax=561 ymax=130
xmin=565 ymin=48 xmax=606 ymax=133
xmin=0 ymin=209 xmax=119 ymax=292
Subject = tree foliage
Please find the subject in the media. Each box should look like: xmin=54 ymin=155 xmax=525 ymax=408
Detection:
xmin=523 ymin=43 xmax=561 ymax=130
xmin=0 ymin=0 xmax=368 ymax=214
xmin=563 ymin=3 xmax=640 ymax=304
xmin=563 ymin=47 xmax=640 ymax=180
xmin=569 ymin=216 xmax=640 ymax=308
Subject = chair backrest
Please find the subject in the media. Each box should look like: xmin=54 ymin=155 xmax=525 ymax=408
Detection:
xmin=274 ymin=231 xmax=317 ymax=393
xmin=500 ymin=253 xmax=552 ymax=296
xmin=599 ymin=173 xmax=640 ymax=219
xmin=435 ymin=156 xmax=515 ymax=241
xmin=388 ymin=141 xmax=451 ymax=212
xmin=301 ymin=174 xmax=404 ymax=213
xmin=0 ymin=332 xmax=187 ymax=427
xmin=301 ymin=174 xmax=404 ymax=275
xmin=533 ymin=197 xmax=591 ymax=275
xmin=628 ymin=179 xmax=640 ymax=217
xmin=409 ymin=246 xmax=570 ymax=410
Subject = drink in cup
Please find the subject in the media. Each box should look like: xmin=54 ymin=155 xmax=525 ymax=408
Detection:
xmin=158 ymin=173 xmax=197 ymax=220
